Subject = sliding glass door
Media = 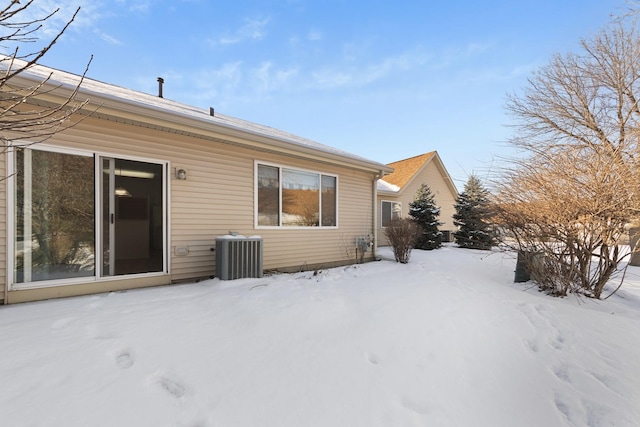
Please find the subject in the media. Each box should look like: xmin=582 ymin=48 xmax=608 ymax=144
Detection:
xmin=14 ymin=147 xmax=166 ymax=287
xmin=101 ymin=158 xmax=164 ymax=276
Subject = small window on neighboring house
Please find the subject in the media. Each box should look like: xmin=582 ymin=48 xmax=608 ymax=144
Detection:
xmin=381 ymin=201 xmax=401 ymax=227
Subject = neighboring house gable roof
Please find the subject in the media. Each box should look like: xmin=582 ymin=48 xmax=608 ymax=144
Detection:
xmin=381 ymin=152 xmax=436 ymax=189
xmin=377 ymin=151 xmax=458 ymax=197
xmin=3 ymin=58 xmax=392 ymax=175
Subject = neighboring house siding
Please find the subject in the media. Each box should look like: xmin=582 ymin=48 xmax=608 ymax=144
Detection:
xmin=378 ymin=160 xmax=457 ymax=246
xmin=402 ymin=160 xmax=457 ymax=231
xmin=3 ymin=115 xmax=378 ymax=302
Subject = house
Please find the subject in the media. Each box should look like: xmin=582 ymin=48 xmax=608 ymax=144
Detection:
xmin=0 ymin=60 xmax=393 ymax=304
xmin=377 ymin=152 xmax=458 ymax=245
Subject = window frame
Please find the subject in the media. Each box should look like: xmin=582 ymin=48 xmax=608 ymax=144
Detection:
xmin=8 ymin=143 xmax=170 ymax=291
xmin=381 ymin=200 xmax=402 ymax=228
xmin=254 ymin=161 xmax=339 ymax=229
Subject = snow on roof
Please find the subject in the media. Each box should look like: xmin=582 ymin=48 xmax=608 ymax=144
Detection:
xmin=377 ymin=179 xmax=400 ymax=192
xmin=5 ymin=58 xmax=389 ymax=171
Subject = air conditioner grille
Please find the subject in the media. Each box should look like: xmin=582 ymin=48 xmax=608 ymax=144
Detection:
xmin=215 ymin=236 xmax=263 ymax=280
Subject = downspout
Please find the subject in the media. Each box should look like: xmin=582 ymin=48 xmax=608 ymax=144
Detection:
xmin=4 ymin=147 xmax=10 ymax=304
xmin=372 ymin=171 xmax=383 ymax=260
xmin=3 ymin=258 xmax=7 ymax=305
xmin=3 ymin=165 xmax=8 ymax=305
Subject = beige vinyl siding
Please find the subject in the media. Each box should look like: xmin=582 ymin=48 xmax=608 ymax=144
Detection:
xmin=378 ymin=160 xmax=457 ymax=246
xmin=3 ymin=115 xmax=378 ymax=301
xmin=0 ymin=150 xmax=5 ymax=301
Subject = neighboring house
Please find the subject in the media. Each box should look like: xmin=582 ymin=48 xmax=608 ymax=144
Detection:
xmin=0 ymin=60 xmax=392 ymax=304
xmin=377 ymin=152 xmax=458 ymax=246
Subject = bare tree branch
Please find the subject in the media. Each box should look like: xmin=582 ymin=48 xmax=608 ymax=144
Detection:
xmin=0 ymin=1 xmax=91 ymax=159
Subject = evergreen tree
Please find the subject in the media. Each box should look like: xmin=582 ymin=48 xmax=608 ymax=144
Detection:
xmin=453 ymin=176 xmax=496 ymax=250
xmin=409 ymin=184 xmax=443 ymax=250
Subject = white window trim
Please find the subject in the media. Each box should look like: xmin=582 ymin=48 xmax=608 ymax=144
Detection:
xmin=380 ymin=200 xmax=402 ymax=228
xmin=8 ymin=143 xmax=171 ymax=291
xmin=254 ymin=160 xmax=339 ymax=229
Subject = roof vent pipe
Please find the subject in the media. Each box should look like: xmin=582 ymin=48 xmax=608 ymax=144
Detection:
xmin=157 ymin=77 xmax=164 ymax=98
xmin=209 ymin=107 xmax=215 ymax=116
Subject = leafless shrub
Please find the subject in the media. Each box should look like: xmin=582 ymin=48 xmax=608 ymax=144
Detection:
xmin=384 ymin=218 xmax=420 ymax=264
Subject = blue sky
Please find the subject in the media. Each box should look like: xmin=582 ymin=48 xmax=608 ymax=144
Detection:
xmin=16 ymin=0 xmax=624 ymax=186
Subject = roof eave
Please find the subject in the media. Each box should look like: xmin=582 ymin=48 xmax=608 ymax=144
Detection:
xmin=5 ymin=65 xmax=392 ymax=175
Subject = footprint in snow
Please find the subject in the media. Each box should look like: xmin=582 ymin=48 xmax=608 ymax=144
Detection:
xmin=524 ymin=338 xmax=540 ymax=353
xmin=365 ymin=352 xmax=380 ymax=365
xmin=115 ymin=348 xmax=134 ymax=369
xmin=554 ymin=394 xmax=572 ymax=420
xmin=152 ymin=372 xmax=188 ymax=399
xmin=553 ymin=364 xmax=571 ymax=383
xmin=51 ymin=317 xmax=75 ymax=330
xmin=401 ymin=397 xmax=431 ymax=415
xmin=85 ymin=324 xmax=117 ymax=340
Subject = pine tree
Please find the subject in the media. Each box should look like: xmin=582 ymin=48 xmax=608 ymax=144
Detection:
xmin=409 ymin=184 xmax=443 ymax=250
xmin=453 ymin=176 xmax=495 ymax=250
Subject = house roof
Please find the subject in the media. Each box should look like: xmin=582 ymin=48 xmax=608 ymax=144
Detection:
xmin=377 ymin=151 xmax=458 ymax=196
xmin=2 ymin=58 xmax=393 ymax=175
xmin=381 ymin=152 xmax=436 ymax=189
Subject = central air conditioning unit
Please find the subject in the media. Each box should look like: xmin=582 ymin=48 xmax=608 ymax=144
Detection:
xmin=441 ymin=230 xmax=453 ymax=243
xmin=215 ymin=235 xmax=263 ymax=280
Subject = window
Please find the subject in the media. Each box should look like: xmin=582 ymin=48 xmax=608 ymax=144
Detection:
xmin=381 ymin=201 xmax=401 ymax=227
xmin=321 ymin=175 xmax=337 ymax=227
xmin=256 ymin=163 xmax=338 ymax=227
xmin=257 ymin=164 xmax=279 ymax=226
xmin=282 ymin=168 xmax=319 ymax=226
xmin=12 ymin=146 xmax=167 ymax=288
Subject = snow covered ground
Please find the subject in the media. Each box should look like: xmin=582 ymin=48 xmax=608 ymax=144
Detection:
xmin=2 ymin=245 xmax=640 ymax=427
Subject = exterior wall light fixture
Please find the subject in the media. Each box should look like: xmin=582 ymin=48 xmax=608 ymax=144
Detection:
xmin=175 ymin=168 xmax=187 ymax=180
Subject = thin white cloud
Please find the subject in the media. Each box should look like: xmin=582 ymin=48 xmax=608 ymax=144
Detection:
xmin=455 ymin=61 xmax=539 ymax=86
xmin=466 ymin=42 xmax=493 ymax=56
xmin=93 ymin=29 xmax=122 ymax=46
xmin=289 ymin=35 xmax=301 ymax=46
xmin=312 ymin=69 xmax=353 ymax=88
xmin=432 ymin=41 xmax=495 ymax=69
xmin=253 ymin=62 xmax=299 ymax=92
xmin=130 ymin=2 xmax=151 ymax=13
xmin=140 ymin=60 xmax=302 ymax=110
xmin=180 ymin=62 xmax=245 ymax=103
xmin=209 ymin=17 xmax=270 ymax=46
xmin=508 ymin=62 xmax=538 ymax=78
xmin=308 ymin=30 xmax=323 ymax=41
xmin=115 ymin=0 xmax=151 ymax=13
xmin=12 ymin=0 xmax=103 ymax=36
xmin=311 ymin=48 xmax=428 ymax=90
xmin=288 ymin=29 xmax=322 ymax=47
xmin=360 ymin=52 xmax=425 ymax=84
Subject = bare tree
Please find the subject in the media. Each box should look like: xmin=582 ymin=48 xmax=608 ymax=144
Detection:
xmin=495 ymin=20 xmax=640 ymax=298
xmin=0 ymin=1 xmax=91 ymax=155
